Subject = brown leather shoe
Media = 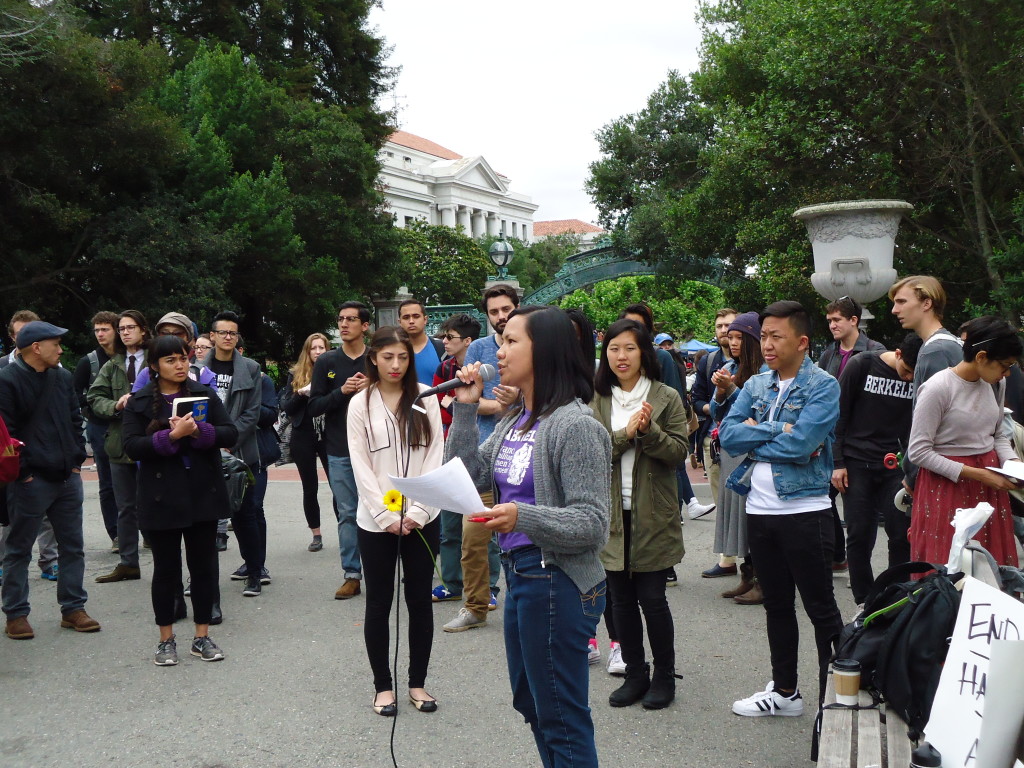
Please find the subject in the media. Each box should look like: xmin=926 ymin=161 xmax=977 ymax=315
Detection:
xmin=334 ymin=578 xmax=361 ymax=600
xmin=721 ymin=561 xmax=754 ymax=598
xmin=95 ymin=564 xmax=141 ymax=583
xmin=733 ymin=581 xmax=764 ymax=605
xmin=5 ymin=616 xmax=34 ymax=639
xmin=60 ymin=609 xmax=101 ymax=632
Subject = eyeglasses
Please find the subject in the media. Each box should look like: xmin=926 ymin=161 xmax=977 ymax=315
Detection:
xmin=194 ymin=344 xmax=213 ymax=352
xmin=212 ymin=330 xmax=239 ymax=338
xmin=443 ymin=334 xmax=463 ymax=342
xmin=117 ymin=325 xmax=139 ymax=333
xmin=337 ymin=315 xmax=362 ymax=324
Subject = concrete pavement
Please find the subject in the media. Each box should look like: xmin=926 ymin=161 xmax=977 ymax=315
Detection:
xmin=0 ymin=473 xmax=871 ymax=768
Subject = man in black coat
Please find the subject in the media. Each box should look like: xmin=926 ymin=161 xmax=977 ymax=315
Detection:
xmin=0 ymin=322 xmax=101 ymax=640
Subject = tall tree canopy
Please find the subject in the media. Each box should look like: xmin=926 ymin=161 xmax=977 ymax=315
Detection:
xmin=588 ymin=0 xmax=1024 ymax=338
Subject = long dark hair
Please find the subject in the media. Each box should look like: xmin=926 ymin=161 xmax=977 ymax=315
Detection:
xmin=962 ymin=316 xmax=1023 ymax=363
xmin=506 ymin=306 xmax=594 ymax=433
xmin=364 ymin=326 xmax=432 ymax=447
xmin=595 ymin=319 xmax=659 ymax=397
xmin=733 ymin=332 xmax=765 ymax=388
xmin=564 ymin=307 xmax=596 ymax=381
xmin=146 ymin=335 xmax=191 ymax=435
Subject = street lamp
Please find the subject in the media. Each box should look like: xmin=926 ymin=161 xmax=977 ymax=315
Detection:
xmin=488 ymin=236 xmax=514 ymax=281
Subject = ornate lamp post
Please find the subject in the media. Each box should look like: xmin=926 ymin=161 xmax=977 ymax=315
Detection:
xmin=488 ymin=236 xmax=514 ymax=281
xmin=793 ymin=200 xmax=913 ymax=322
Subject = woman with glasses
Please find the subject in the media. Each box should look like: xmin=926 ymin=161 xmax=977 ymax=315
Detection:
xmin=280 ymin=332 xmax=334 ymax=551
xmin=346 ymin=327 xmax=443 ymax=716
xmin=907 ymin=316 xmax=1022 ymax=567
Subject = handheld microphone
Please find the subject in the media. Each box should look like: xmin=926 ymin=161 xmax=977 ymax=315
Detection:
xmin=416 ymin=363 xmax=496 ymax=399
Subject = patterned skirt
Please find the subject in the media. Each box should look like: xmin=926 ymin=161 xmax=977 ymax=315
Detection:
xmin=909 ymin=450 xmax=1019 ymax=568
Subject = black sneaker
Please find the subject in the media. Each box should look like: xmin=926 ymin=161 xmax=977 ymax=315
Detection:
xmin=242 ymin=576 xmax=261 ymax=597
xmin=230 ymin=564 xmax=248 ymax=581
xmin=190 ymin=635 xmax=225 ymax=662
xmin=216 ymin=533 xmax=229 ymax=552
xmin=259 ymin=567 xmax=271 ymax=585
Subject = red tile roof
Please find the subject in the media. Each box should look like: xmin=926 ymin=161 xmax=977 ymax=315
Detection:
xmin=533 ymin=219 xmax=606 ymax=237
xmin=388 ymin=130 xmax=462 ymax=160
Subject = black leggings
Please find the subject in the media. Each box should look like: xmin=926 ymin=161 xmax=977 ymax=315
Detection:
xmin=358 ymin=518 xmax=440 ymax=692
xmin=146 ymin=521 xmax=218 ymax=626
xmin=291 ymin=426 xmax=335 ymax=530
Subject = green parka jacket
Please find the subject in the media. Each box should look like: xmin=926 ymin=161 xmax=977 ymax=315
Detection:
xmin=591 ymin=379 xmax=688 ymax=573
xmin=87 ymin=354 xmax=132 ymax=464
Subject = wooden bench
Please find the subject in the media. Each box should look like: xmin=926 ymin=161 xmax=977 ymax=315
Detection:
xmin=817 ymin=674 xmax=915 ymax=768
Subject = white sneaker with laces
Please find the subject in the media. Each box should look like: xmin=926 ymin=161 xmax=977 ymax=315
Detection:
xmin=732 ymin=681 xmax=804 ymax=717
xmin=587 ymin=639 xmax=601 ymax=665
xmin=687 ymin=498 xmax=716 ymax=520
xmin=443 ymin=607 xmax=486 ymax=633
xmin=606 ymin=643 xmax=626 ymax=676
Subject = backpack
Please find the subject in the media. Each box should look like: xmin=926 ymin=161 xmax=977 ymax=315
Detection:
xmin=0 ymin=414 xmax=22 ymax=485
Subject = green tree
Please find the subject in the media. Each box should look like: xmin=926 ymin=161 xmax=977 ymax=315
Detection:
xmin=398 ymin=220 xmax=490 ymax=305
xmin=560 ymin=276 xmax=724 ymax=341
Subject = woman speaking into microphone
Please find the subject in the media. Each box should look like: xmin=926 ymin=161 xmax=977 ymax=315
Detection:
xmin=446 ymin=305 xmax=611 ymax=768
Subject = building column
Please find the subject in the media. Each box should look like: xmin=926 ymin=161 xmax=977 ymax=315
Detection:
xmin=438 ymin=204 xmax=457 ymax=228
xmin=457 ymin=206 xmax=473 ymax=235
xmin=472 ymin=209 xmax=488 ymax=238
xmin=487 ymin=213 xmax=500 ymax=237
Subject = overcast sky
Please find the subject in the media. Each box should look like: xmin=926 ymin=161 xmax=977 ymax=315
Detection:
xmin=368 ymin=0 xmax=704 ymax=224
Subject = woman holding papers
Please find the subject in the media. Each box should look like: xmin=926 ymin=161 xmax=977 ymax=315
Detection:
xmin=347 ymin=326 xmax=443 ymax=716
xmin=590 ymin=318 xmax=688 ymax=710
xmin=122 ymin=335 xmax=238 ymax=665
xmin=907 ymin=316 xmax=1022 ymax=567
xmin=447 ymin=305 xmax=612 ymax=768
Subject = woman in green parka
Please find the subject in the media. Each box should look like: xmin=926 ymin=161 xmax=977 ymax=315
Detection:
xmin=591 ymin=318 xmax=689 ymax=711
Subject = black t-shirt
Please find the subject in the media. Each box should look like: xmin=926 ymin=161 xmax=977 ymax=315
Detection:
xmin=209 ymin=357 xmax=234 ymax=404
xmin=307 ymin=347 xmax=367 ymax=457
xmin=834 ymin=351 xmax=915 ymax=468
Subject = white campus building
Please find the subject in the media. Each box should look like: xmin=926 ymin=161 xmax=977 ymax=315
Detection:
xmin=378 ymin=130 xmax=538 ymax=240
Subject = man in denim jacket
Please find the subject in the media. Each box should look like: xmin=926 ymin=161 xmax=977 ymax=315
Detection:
xmin=720 ymin=301 xmax=843 ymax=718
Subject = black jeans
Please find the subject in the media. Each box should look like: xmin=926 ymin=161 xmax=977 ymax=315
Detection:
xmin=844 ymin=463 xmax=910 ymax=604
xmin=747 ymin=509 xmax=843 ymax=697
xmin=290 ymin=426 xmax=336 ymax=530
xmin=605 ymin=569 xmax=674 ymax=670
xmin=232 ymin=464 xmax=267 ymax=575
xmin=358 ymin=518 xmax=440 ymax=692
xmin=146 ymin=521 xmax=218 ymax=626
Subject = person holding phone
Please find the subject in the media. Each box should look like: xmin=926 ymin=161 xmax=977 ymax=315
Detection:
xmin=122 ymin=335 xmax=238 ymax=665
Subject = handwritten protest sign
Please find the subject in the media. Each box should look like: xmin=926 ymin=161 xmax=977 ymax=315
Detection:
xmin=925 ymin=577 xmax=1024 ymax=767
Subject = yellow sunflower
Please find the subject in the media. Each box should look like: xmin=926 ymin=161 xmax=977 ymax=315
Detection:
xmin=383 ymin=490 xmax=404 ymax=512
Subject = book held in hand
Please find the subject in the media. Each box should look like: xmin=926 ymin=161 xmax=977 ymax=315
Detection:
xmin=171 ymin=396 xmax=210 ymax=422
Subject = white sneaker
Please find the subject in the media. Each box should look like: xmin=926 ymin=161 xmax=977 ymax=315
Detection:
xmin=443 ymin=607 xmax=486 ymax=633
xmin=606 ymin=642 xmax=626 ymax=676
xmin=587 ymin=639 xmax=601 ymax=665
xmin=732 ymin=681 xmax=804 ymax=717
xmin=687 ymin=498 xmax=716 ymax=520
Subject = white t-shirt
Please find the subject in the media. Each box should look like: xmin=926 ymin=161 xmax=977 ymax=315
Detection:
xmin=746 ymin=377 xmax=831 ymax=516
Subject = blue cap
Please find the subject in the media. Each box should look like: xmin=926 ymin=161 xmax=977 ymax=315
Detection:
xmin=654 ymin=333 xmax=674 ymax=345
xmin=16 ymin=321 xmax=68 ymax=349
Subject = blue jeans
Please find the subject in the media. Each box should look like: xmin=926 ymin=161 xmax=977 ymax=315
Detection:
xmin=503 ymin=546 xmax=604 ymax=768
xmin=232 ymin=464 xmax=267 ymax=576
xmin=86 ymin=419 xmax=118 ymax=540
xmin=2 ymin=475 xmax=88 ymax=618
xmin=327 ymin=455 xmax=361 ymax=579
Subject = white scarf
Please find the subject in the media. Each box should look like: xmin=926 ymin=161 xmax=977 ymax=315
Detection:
xmin=610 ymin=375 xmax=652 ymax=413
xmin=610 ymin=375 xmax=652 ymax=510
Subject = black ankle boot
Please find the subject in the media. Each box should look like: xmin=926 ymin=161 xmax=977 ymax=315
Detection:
xmin=642 ymin=666 xmax=681 ymax=710
xmin=609 ymin=662 xmax=650 ymax=707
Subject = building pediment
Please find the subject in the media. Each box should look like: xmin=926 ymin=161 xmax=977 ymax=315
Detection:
xmin=425 ymin=156 xmax=508 ymax=193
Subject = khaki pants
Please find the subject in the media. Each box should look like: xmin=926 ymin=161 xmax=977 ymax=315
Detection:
xmin=462 ymin=490 xmax=495 ymax=620
xmin=703 ymin=435 xmax=720 ymax=504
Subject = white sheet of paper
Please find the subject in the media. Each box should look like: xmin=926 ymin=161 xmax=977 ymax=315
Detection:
xmin=387 ymin=457 xmax=485 ymax=517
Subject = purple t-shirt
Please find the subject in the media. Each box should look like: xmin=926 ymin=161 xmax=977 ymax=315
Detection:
xmin=837 ymin=347 xmax=855 ymax=376
xmin=493 ymin=410 xmax=537 ymax=551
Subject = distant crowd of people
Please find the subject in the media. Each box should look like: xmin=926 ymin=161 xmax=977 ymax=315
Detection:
xmin=2 ymin=274 xmax=1022 ymax=768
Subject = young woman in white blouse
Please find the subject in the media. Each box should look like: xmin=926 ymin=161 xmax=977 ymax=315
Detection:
xmin=347 ymin=326 xmax=443 ymax=716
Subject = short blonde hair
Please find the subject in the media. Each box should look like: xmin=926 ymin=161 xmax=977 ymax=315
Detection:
xmin=888 ymin=275 xmax=947 ymax=320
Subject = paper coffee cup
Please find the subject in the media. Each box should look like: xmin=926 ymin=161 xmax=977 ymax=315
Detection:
xmin=832 ymin=658 xmax=861 ymax=706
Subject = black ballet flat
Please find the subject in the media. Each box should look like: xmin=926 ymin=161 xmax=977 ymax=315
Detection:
xmin=373 ymin=693 xmax=397 ymax=717
xmin=409 ymin=693 xmax=438 ymax=713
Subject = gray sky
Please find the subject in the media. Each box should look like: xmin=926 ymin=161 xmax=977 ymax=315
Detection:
xmin=369 ymin=0 xmax=703 ymax=224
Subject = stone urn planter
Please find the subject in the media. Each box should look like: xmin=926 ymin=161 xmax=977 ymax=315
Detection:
xmin=793 ymin=200 xmax=913 ymax=308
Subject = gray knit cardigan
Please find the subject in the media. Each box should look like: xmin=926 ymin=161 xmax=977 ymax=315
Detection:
xmin=445 ymin=399 xmax=612 ymax=593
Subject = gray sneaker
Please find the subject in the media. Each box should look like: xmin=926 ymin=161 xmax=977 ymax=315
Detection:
xmin=443 ymin=607 xmax=486 ymax=633
xmin=190 ymin=635 xmax=225 ymax=662
xmin=154 ymin=636 xmax=178 ymax=666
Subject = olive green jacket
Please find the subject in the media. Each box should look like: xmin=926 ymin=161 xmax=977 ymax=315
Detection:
xmin=591 ymin=379 xmax=688 ymax=573
xmin=87 ymin=354 xmax=132 ymax=463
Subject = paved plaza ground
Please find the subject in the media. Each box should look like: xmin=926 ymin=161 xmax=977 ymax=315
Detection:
xmin=0 ymin=465 xmax=871 ymax=768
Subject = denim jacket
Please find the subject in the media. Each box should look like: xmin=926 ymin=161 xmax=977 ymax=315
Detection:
xmin=719 ymin=356 xmax=839 ymax=499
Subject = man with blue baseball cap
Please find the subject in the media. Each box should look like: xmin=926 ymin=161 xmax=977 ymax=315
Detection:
xmin=0 ymin=321 xmax=101 ymax=639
